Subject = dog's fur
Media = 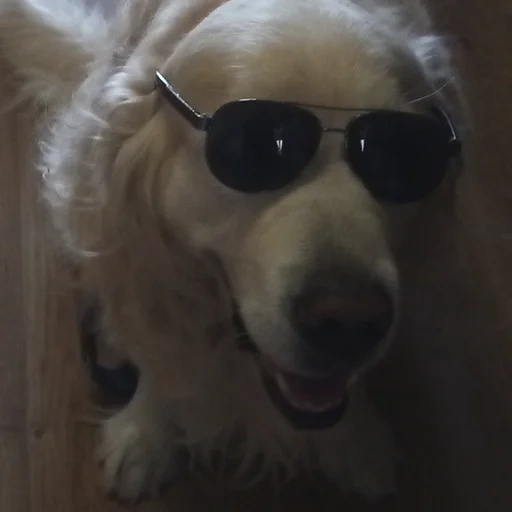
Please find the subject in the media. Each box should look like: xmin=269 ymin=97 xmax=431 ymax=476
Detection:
xmin=0 ymin=0 xmax=463 ymax=502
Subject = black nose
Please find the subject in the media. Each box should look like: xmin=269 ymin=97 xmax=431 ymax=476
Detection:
xmin=292 ymin=283 xmax=394 ymax=361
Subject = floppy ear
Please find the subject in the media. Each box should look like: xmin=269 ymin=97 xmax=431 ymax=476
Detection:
xmin=0 ymin=0 xmax=111 ymax=105
xmin=56 ymin=0 xmax=234 ymax=393
xmin=54 ymin=76 xmax=233 ymax=395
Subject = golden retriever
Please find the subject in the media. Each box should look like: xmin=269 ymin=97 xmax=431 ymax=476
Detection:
xmin=0 ymin=0 xmax=463 ymax=502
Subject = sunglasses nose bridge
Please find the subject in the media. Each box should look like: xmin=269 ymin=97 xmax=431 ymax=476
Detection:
xmin=322 ymin=127 xmax=346 ymax=134
xmin=318 ymin=128 xmax=348 ymax=162
xmin=322 ymin=127 xmax=347 ymax=148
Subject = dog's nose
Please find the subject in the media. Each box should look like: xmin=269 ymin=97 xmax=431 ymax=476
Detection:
xmin=293 ymin=283 xmax=394 ymax=361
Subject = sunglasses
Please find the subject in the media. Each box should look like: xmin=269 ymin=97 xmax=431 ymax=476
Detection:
xmin=155 ymin=71 xmax=461 ymax=203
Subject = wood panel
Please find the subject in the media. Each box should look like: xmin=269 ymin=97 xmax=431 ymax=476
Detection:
xmin=0 ymin=77 xmax=25 ymax=431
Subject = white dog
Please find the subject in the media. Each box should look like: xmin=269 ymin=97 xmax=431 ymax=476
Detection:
xmin=0 ymin=0 xmax=463 ymax=502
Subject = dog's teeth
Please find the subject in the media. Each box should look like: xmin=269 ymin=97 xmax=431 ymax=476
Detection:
xmin=274 ymin=372 xmax=345 ymax=413
xmin=296 ymin=399 xmax=343 ymax=413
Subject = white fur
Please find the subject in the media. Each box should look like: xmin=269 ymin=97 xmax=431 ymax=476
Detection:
xmin=0 ymin=0 xmax=462 ymax=501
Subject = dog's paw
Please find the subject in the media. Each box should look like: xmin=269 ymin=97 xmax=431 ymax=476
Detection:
xmin=98 ymin=408 xmax=185 ymax=502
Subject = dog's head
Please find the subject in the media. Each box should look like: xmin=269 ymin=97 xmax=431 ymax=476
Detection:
xmin=41 ymin=0 xmax=463 ymax=430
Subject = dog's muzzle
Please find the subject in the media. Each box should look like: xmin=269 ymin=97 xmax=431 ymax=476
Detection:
xmin=233 ymin=279 xmax=394 ymax=430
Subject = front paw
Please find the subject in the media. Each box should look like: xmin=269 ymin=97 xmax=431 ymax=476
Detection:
xmin=99 ymin=408 xmax=186 ymax=502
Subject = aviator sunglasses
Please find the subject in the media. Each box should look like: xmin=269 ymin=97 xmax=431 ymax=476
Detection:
xmin=155 ymin=71 xmax=461 ymax=203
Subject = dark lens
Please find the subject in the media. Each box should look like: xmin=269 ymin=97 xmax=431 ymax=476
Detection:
xmin=345 ymin=111 xmax=454 ymax=203
xmin=205 ymin=100 xmax=322 ymax=193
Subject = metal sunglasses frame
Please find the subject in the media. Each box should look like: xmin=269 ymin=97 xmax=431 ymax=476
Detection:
xmin=155 ymin=70 xmax=461 ymax=154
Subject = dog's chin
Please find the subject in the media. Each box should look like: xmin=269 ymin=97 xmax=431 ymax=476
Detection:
xmin=234 ymin=313 xmax=350 ymax=430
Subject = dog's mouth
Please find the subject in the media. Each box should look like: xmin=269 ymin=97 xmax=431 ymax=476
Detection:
xmin=262 ymin=363 xmax=349 ymax=430
xmin=234 ymin=311 xmax=349 ymax=430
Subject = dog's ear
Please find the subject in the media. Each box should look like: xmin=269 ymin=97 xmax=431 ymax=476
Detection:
xmin=60 ymin=76 xmax=232 ymax=395
xmin=0 ymin=0 xmax=111 ymax=105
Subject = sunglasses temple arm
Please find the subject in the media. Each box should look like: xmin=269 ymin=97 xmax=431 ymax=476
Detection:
xmin=432 ymin=107 xmax=462 ymax=156
xmin=155 ymin=71 xmax=210 ymax=131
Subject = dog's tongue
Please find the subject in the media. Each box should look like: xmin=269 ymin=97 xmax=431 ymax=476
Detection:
xmin=275 ymin=370 xmax=348 ymax=412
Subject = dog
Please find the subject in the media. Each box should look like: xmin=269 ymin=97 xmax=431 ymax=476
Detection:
xmin=0 ymin=0 xmax=464 ymax=502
